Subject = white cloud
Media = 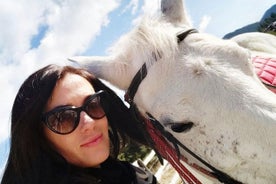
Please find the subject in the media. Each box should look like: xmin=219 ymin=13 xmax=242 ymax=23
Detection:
xmin=141 ymin=0 xmax=159 ymax=14
xmin=0 ymin=0 xmax=120 ymax=142
xmin=0 ymin=1 xmax=49 ymax=64
xmin=122 ymin=0 xmax=139 ymax=15
xmin=127 ymin=0 xmax=160 ymax=26
xmin=122 ymin=0 xmax=160 ymax=16
xmin=198 ymin=15 xmax=211 ymax=32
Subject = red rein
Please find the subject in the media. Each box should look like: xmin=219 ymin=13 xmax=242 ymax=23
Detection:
xmin=141 ymin=56 xmax=276 ymax=183
xmin=144 ymin=118 xmax=204 ymax=183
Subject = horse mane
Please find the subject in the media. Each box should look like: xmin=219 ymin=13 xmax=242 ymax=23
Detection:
xmin=107 ymin=16 xmax=180 ymax=66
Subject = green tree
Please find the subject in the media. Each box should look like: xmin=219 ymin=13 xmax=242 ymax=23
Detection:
xmin=118 ymin=140 xmax=152 ymax=163
xmin=259 ymin=13 xmax=276 ymax=35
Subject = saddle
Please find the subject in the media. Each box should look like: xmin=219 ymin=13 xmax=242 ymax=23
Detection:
xmin=252 ymin=56 xmax=276 ymax=93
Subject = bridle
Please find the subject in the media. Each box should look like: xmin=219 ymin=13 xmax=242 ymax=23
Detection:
xmin=124 ymin=29 xmax=242 ymax=184
xmin=124 ymin=28 xmax=198 ymax=104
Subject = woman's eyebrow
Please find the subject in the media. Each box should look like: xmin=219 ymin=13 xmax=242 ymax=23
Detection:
xmin=47 ymin=94 xmax=93 ymax=112
xmin=47 ymin=104 xmax=73 ymax=113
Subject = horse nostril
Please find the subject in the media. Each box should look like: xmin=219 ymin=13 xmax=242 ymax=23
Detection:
xmin=171 ymin=122 xmax=194 ymax=133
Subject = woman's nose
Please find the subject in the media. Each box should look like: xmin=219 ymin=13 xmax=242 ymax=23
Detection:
xmin=79 ymin=111 xmax=95 ymax=131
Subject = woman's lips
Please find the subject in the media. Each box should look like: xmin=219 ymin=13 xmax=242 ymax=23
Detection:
xmin=80 ymin=134 xmax=103 ymax=147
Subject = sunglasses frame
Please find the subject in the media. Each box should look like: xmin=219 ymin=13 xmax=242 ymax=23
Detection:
xmin=42 ymin=90 xmax=108 ymax=135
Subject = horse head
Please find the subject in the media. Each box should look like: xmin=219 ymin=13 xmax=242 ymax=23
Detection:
xmin=69 ymin=0 xmax=276 ymax=183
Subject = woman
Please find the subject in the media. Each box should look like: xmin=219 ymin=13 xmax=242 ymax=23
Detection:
xmin=1 ymin=64 xmax=156 ymax=184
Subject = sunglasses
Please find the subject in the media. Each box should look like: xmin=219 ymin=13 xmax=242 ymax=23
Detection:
xmin=42 ymin=90 xmax=109 ymax=135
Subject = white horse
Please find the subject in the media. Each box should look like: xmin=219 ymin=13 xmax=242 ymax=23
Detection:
xmin=231 ymin=32 xmax=276 ymax=58
xmin=69 ymin=0 xmax=276 ymax=183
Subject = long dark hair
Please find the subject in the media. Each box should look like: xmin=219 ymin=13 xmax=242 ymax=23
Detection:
xmin=1 ymin=64 xmax=147 ymax=184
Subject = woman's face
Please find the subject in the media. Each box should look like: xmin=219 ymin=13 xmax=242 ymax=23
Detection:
xmin=44 ymin=73 xmax=110 ymax=167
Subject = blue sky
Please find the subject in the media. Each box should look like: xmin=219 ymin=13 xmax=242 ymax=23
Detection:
xmin=0 ymin=0 xmax=275 ymax=178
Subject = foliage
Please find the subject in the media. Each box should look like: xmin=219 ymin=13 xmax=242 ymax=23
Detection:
xmin=258 ymin=13 xmax=276 ymax=35
xmin=118 ymin=140 xmax=152 ymax=163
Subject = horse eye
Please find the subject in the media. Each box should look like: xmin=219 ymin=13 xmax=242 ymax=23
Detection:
xmin=171 ymin=122 xmax=194 ymax=133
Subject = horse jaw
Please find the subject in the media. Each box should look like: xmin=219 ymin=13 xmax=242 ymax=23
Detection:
xmin=133 ymin=53 xmax=276 ymax=183
xmin=68 ymin=56 xmax=131 ymax=90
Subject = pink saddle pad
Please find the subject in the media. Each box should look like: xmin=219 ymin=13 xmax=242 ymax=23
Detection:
xmin=252 ymin=56 xmax=276 ymax=94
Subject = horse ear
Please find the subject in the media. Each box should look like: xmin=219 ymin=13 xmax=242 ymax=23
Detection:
xmin=161 ymin=0 xmax=191 ymax=26
xmin=68 ymin=56 xmax=130 ymax=90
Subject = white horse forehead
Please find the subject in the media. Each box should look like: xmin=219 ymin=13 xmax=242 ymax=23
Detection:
xmin=190 ymin=31 xmax=254 ymax=70
xmin=109 ymin=18 xmax=183 ymax=59
xmin=114 ymin=17 xmax=251 ymax=60
xmin=127 ymin=22 xmax=253 ymax=76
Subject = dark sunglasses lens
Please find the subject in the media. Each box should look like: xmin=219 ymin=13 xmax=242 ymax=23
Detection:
xmin=47 ymin=110 xmax=77 ymax=134
xmin=85 ymin=96 xmax=106 ymax=119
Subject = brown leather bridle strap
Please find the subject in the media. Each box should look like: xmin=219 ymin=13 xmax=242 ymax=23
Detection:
xmin=143 ymin=116 xmax=202 ymax=183
xmin=125 ymin=63 xmax=147 ymax=104
xmin=177 ymin=29 xmax=198 ymax=43
xmin=124 ymin=28 xmax=197 ymax=104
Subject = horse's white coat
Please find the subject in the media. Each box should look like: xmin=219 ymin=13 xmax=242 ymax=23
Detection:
xmin=69 ymin=0 xmax=276 ymax=183
xmin=231 ymin=32 xmax=276 ymax=57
